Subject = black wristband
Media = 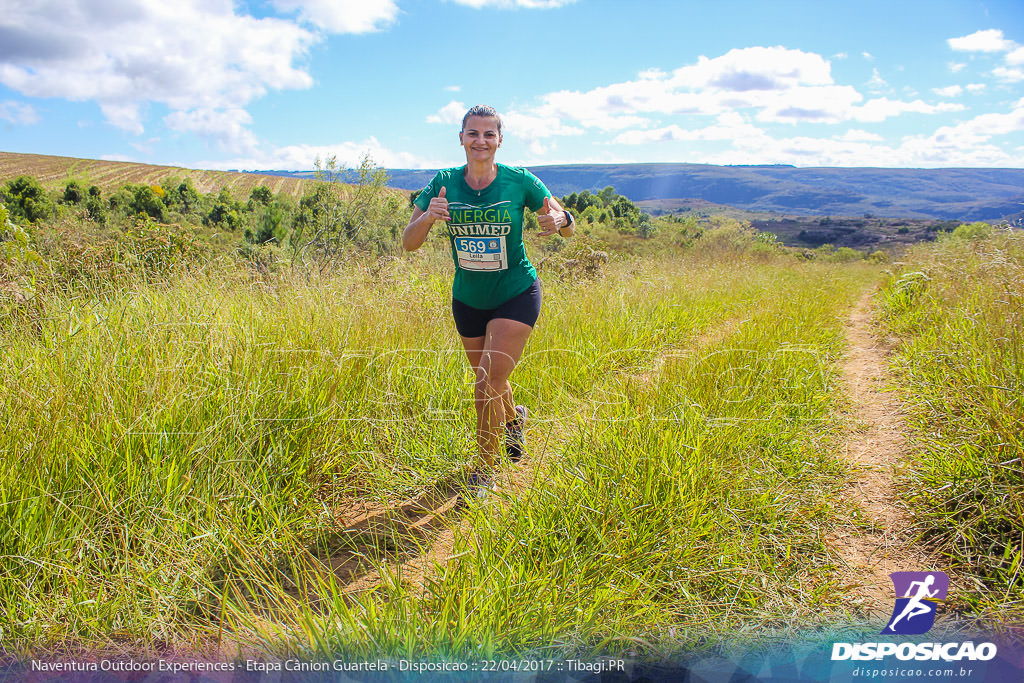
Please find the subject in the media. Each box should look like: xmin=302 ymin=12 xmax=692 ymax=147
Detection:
xmin=562 ymin=210 xmax=574 ymax=228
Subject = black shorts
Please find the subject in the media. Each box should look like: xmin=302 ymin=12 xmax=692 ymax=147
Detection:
xmin=452 ymin=278 xmax=542 ymax=338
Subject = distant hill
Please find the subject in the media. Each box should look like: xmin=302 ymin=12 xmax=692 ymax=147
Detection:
xmin=372 ymin=164 xmax=1024 ymax=223
xmin=4 ymin=152 xmax=1022 ymax=224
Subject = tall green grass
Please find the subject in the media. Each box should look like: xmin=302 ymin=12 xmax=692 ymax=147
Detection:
xmin=1 ymin=250 xmax=881 ymax=656
xmin=221 ymin=260 xmax=879 ymax=659
xmin=1 ymin=260 xmax=467 ymax=648
xmin=878 ymin=230 xmax=1023 ymax=615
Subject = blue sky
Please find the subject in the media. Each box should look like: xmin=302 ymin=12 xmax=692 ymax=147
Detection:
xmin=1 ymin=0 xmax=1022 ymax=171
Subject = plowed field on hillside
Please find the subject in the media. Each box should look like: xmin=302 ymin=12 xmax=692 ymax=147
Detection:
xmin=0 ymin=150 xmax=309 ymax=198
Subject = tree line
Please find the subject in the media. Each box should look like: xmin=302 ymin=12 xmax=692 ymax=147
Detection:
xmin=0 ymin=155 xmax=407 ymax=267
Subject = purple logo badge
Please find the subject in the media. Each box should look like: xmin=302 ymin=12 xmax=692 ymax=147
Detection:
xmin=882 ymin=571 xmax=949 ymax=635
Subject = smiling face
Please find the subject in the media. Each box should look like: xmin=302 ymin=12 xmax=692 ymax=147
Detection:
xmin=459 ymin=115 xmax=502 ymax=163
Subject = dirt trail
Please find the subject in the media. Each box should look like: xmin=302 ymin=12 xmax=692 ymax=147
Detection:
xmin=288 ymin=479 xmax=464 ymax=607
xmin=830 ymin=292 xmax=940 ymax=616
xmin=322 ymin=416 xmax=577 ymax=599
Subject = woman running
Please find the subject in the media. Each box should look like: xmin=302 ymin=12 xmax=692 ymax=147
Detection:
xmin=403 ymin=104 xmax=574 ymax=496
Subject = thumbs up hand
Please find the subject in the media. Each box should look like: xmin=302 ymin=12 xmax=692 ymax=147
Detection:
xmin=537 ymin=195 xmax=567 ymax=237
xmin=427 ymin=185 xmax=450 ymax=223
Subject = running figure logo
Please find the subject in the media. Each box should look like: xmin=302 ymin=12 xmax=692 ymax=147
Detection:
xmin=882 ymin=571 xmax=949 ymax=635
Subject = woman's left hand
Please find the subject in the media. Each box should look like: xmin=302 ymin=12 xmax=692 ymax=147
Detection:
xmin=537 ymin=196 xmax=570 ymax=237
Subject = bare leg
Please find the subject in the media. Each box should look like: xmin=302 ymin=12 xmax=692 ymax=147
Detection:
xmin=460 ymin=346 xmax=517 ymax=451
xmin=460 ymin=337 xmax=515 ymax=428
xmin=460 ymin=318 xmax=533 ymax=467
xmin=460 ymin=334 xmax=494 ymax=448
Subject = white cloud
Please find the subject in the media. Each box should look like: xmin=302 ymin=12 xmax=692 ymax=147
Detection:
xmin=502 ymin=110 xmax=584 ymax=139
xmin=612 ymin=112 xmax=767 ymax=145
xmin=604 ymin=97 xmax=1024 ymax=168
xmin=270 ymin=0 xmax=398 ymax=33
xmin=444 ymin=85 xmax=462 ymax=92
xmin=449 ymin=0 xmax=577 ymax=8
xmin=531 ymin=47 xmax=853 ymax=130
xmin=945 ymin=32 xmax=1024 ymax=86
xmin=948 ymin=29 xmax=1015 ymax=52
xmin=851 ymin=98 xmax=964 ymax=123
xmin=210 ymin=137 xmax=437 ymax=171
xmin=669 ymin=47 xmax=834 ymax=90
xmin=426 ymin=100 xmax=467 ymax=125
xmin=837 ymin=129 xmax=883 ymax=142
xmin=993 ymin=66 xmax=1024 ymax=82
xmin=165 ymin=108 xmax=260 ymax=154
xmin=131 ymin=137 xmax=161 ymax=155
xmin=862 ymin=51 xmax=873 ymax=60
xmin=0 ymin=0 xmax=315 ymax=148
xmin=507 ymin=45 xmax=975 ymax=157
xmin=527 ymin=140 xmax=548 ymax=156
xmin=932 ymin=85 xmax=963 ymax=97
xmin=0 ymin=99 xmax=39 ymax=125
xmin=932 ymin=104 xmax=1024 ymax=140
xmin=99 ymin=102 xmax=145 ymax=135
xmin=708 ymin=129 xmax=1020 ymax=168
xmin=895 ymin=103 xmax=1024 ymax=166
xmin=637 ymin=67 xmax=666 ymax=80
xmin=534 ymin=86 xmax=657 ymax=130
xmin=426 ymin=100 xmax=586 ymax=142
xmin=532 ymin=48 xmax=840 ymax=130
xmin=867 ymin=68 xmax=887 ymax=90
xmin=966 ymin=83 xmax=987 ymax=93
xmin=752 ymin=86 xmax=865 ymax=123
xmin=949 ymin=62 xmax=967 ymax=73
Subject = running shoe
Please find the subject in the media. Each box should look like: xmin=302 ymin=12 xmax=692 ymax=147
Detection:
xmin=505 ymin=405 xmax=528 ymax=462
xmin=463 ymin=471 xmax=496 ymax=502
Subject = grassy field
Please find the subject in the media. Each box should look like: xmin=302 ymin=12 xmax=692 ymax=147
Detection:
xmin=0 ymin=210 xmax=1020 ymax=660
xmin=266 ymin=258 xmax=880 ymax=660
xmin=878 ymin=229 xmax=1024 ymax=613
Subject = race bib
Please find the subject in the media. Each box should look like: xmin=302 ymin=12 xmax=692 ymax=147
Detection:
xmin=454 ymin=236 xmax=508 ymax=271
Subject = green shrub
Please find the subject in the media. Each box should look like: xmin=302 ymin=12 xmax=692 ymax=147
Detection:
xmin=62 ymin=180 xmax=85 ymax=205
xmin=828 ymin=246 xmax=863 ymax=263
xmin=245 ymin=201 xmax=289 ymax=245
xmin=84 ymin=186 xmax=106 ymax=223
xmin=637 ymin=213 xmax=656 ymax=239
xmin=0 ymin=202 xmax=44 ymax=272
xmin=249 ymin=185 xmax=273 ymax=207
xmin=161 ymin=178 xmax=201 ymax=215
xmin=867 ymin=249 xmax=890 ymax=263
xmin=2 ymin=175 xmax=54 ymax=223
xmin=947 ymin=221 xmax=994 ymax=241
xmin=543 ymin=234 xmax=566 ymax=253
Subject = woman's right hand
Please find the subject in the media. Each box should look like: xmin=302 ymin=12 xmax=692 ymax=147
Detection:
xmin=404 ymin=186 xmax=449 ymax=251
xmin=426 ymin=186 xmax=450 ymax=223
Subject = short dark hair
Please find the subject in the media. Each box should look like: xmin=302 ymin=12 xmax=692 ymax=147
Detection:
xmin=462 ymin=104 xmax=502 ymax=134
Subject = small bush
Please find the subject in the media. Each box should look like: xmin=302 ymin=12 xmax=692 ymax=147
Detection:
xmin=2 ymin=175 xmax=54 ymax=223
xmin=947 ymin=221 xmax=994 ymax=241
xmin=543 ymin=234 xmax=566 ymax=253
xmin=828 ymin=246 xmax=863 ymax=263
xmin=867 ymin=249 xmax=890 ymax=263
xmin=62 ymin=180 xmax=85 ymax=205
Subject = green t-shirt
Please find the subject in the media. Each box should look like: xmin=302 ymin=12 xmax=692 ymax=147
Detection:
xmin=414 ymin=163 xmax=551 ymax=310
